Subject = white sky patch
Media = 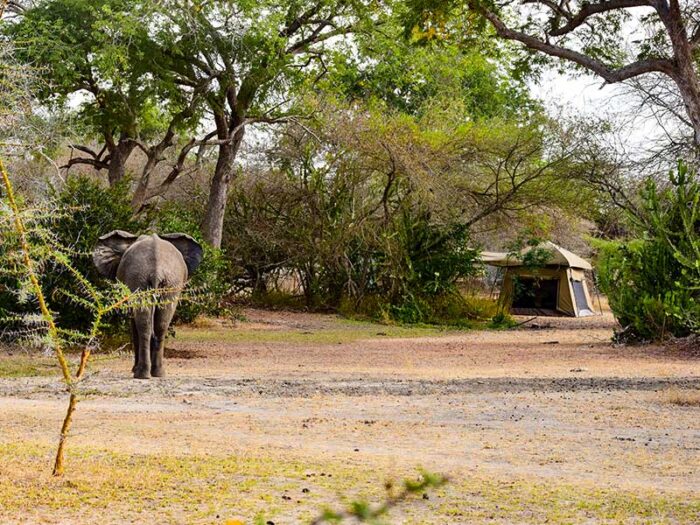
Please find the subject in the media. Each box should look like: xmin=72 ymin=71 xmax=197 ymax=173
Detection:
xmin=530 ymin=69 xmax=667 ymax=156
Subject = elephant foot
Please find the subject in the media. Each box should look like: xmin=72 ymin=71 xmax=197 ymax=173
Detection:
xmin=133 ymin=366 xmax=151 ymax=379
xmin=151 ymin=366 xmax=166 ymax=378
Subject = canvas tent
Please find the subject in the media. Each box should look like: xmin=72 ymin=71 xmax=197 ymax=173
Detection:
xmin=481 ymin=242 xmax=596 ymax=317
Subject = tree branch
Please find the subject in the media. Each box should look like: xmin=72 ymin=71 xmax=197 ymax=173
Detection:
xmin=546 ymin=0 xmax=653 ymax=36
xmin=61 ymin=157 xmax=109 ymax=171
xmin=474 ymin=3 xmax=677 ymax=83
xmin=286 ymin=24 xmax=355 ymax=54
xmin=280 ymin=2 xmax=323 ymax=37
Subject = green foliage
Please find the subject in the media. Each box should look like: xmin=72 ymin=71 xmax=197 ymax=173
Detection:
xmin=403 ymin=0 xmax=699 ymax=84
xmin=6 ymin=0 xmax=173 ymax=139
xmin=2 ymin=176 xmax=230 ymax=337
xmin=595 ymin=163 xmax=700 ymax=340
xmin=225 ymin=91 xmax=590 ymax=325
xmin=309 ymin=470 xmax=447 ymax=524
xmin=595 ymin=239 xmax=697 ymax=340
xmin=324 ymin=9 xmax=536 ymax=121
xmin=46 ymin=176 xmax=143 ymax=332
xmin=225 ymin=114 xmax=484 ymax=324
xmin=1 ymin=175 xmax=140 ymax=335
xmin=643 ymin=161 xmax=700 ymax=291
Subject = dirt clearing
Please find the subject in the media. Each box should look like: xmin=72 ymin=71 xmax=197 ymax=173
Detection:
xmin=1 ymin=309 xmax=699 ymax=524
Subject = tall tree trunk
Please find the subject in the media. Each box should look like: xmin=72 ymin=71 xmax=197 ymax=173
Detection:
xmin=202 ymin=121 xmax=245 ymax=248
xmin=107 ymin=139 xmax=136 ymax=186
xmin=675 ymin=73 xmax=700 ymax=149
xmin=663 ymin=0 xmax=700 ymax=148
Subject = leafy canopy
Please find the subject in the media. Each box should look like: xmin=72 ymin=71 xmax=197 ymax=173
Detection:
xmin=6 ymin=0 xmax=189 ymax=140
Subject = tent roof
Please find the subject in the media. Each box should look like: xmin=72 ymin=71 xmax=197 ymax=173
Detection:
xmin=480 ymin=241 xmax=592 ymax=270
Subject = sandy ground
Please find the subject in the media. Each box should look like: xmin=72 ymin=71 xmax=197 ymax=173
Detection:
xmin=0 ymin=309 xmax=699 ymax=524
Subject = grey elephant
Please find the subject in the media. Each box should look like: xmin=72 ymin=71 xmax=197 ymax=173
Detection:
xmin=93 ymin=230 xmax=203 ymax=379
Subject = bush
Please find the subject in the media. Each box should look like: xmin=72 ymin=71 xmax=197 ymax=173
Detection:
xmin=224 ymin=137 xmax=484 ymax=325
xmin=47 ymin=176 xmax=144 ymax=331
xmin=595 ymin=239 xmax=698 ymax=340
xmin=595 ymin=163 xmax=700 ymax=340
xmin=1 ymin=175 xmax=144 ymax=337
xmin=337 ymin=290 xmax=499 ymax=327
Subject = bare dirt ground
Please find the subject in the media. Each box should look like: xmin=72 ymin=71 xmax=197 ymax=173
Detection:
xmin=0 ymin=309 xmax=699 ymax=524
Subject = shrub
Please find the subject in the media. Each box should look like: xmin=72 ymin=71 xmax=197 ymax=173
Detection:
xmin=594 ymin=163 xmax=700 ymax=341
xmin=47 ymin=176 xmax=144 ymax=331
xmin=2 ymin=176 xmax=234 ymax=338
xmin=595 ymin=239 xmax=697 ymax=340
xmin=2 ymin=175 xmax=143 ymax=336
xmin=225 ymin=165 xmax=484 ymax=325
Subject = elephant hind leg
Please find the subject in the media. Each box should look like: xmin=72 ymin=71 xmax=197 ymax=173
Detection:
xmin=133 ymin=306 xmax=154 ymax=379
xmin=149 ymin=335 xmax=161 ymax=377
xmin=151 ymin=299 xmax=178 ymax=378
xmin=130 ymin=318 xmax=139 ymax=373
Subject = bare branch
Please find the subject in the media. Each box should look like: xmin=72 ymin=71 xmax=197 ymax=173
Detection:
xmin=61 ymin=156 xmax=109 ymax=172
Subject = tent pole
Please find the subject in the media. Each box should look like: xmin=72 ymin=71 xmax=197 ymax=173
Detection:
xmin=593 ymin=271 xmax=604 ymax=316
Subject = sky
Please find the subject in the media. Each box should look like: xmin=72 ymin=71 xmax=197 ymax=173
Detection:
xmin=530 ymin=70 xmax=660 ymax=151
xmin=531 ymin=71 xmax=614 ymax=111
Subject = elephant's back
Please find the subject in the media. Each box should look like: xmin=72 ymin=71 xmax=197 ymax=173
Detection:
xmin=116 ymin=235 xmax=188 ymax=290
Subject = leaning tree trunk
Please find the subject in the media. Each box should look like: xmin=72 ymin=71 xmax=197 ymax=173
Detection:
xmin=202 ymin=123 xmax=245 ymax=248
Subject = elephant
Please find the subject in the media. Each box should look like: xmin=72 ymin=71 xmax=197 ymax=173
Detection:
xmin=93 ymin=230 xmax=203 ymax=379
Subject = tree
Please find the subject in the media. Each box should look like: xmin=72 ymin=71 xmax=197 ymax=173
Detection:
xmin=152 ymin=0 xmax=379 ymax=247
xmin=6 ymin=0 xmax=209 ymax=204
xmin=225 ymin=96 xmax=600 ymax=313
xmin=408 ymin=0 xmax=700 ymax=148
xmin=322 ymin=7 xmax=535 ymax=120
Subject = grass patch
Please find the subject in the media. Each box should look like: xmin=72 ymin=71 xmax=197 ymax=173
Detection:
xmin=1 ymin=441 xmax=698 ymax=524
xmin=662 ymin=388 xmax=700 ymax=407
xmin=0 ymin=355 xmax=57 ymax=378
xmin=175 ymin=320 xmax=454 ymax=345
xmin=0 ymin=351 xmax=117 ymax=378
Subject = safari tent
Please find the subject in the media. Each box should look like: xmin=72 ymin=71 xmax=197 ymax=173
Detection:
xmin=481 ymin=242 xmax=596 ymax=317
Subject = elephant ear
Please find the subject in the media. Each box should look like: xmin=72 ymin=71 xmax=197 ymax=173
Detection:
xmin=160 ymin=233 xmax=204 ymax=277
xmin=93 ymin=230 xmax=138 ymax=279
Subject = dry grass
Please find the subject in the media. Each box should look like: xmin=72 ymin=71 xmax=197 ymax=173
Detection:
xmin=662 ymin=388 xmax=700 ymax=407
xmin=175 ymin=319 xmax=449 ymax=345
xmin=187 ymin=315 xmax=223 ymax=329
xmin=1 ymin=441 xmax=698 ymax=525
xmin=2 ymin=309 xmax=700 ymax=523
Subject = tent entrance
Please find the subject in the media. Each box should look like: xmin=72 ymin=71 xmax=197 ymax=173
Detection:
xmin=512 ymin=277 xmax=558 ymax=310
